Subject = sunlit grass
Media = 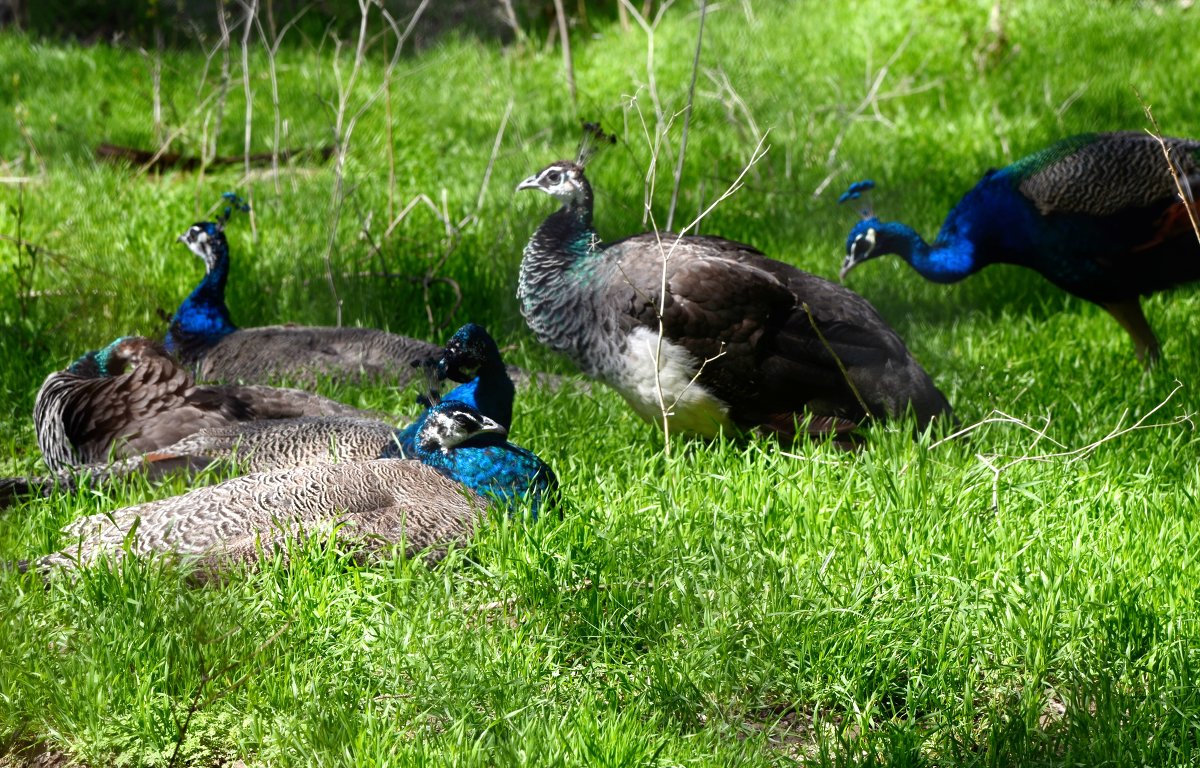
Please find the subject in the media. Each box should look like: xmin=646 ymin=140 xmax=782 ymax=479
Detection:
xmin=2 ymin=0 xmax=1199 ymax=764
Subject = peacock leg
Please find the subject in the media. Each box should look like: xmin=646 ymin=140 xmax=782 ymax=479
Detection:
xmin=1101 ymin=300 xmax=1161 ymax=366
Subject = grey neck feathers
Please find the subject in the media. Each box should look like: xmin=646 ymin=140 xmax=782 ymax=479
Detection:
xmin=518 ymin=203 xmax=625 ymax=379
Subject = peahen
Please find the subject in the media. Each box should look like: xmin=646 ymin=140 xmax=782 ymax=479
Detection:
xmin=164 ymin=214 xmax=441 ymax=385
xmin=30 ymin=401 xmax=558 ymax=574
xmin=840 ymin=132 xmax=1200 ymax=364
xmin=5 ymin=325 xmax=523 ymax=506
xmin=33 ymin=335 xmax=372 ymax=473
xmin=515 ymin=157 xmax=953 ymax=440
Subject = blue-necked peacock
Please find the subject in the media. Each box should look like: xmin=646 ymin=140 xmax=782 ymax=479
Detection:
xmin=164 ymin=210 xmax=441 ymax=385
xmin=840 ymin=132 xmax=1200 ymax=364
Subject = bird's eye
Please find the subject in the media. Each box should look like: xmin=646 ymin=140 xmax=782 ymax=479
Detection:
xmin=546 ymin=170 xmax=562 ymax=184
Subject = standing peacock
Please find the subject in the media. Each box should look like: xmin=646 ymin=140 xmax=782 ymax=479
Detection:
xmin=33 ymin=335 xmax=372 ymax=473
xmin=29 ymin=401 xmax=557 ymax=574
xmin=514 ymin=154 xmax=953 ymax=440
xmin=840 ymin=132 xmax=1200 ymax=364
xmin=165 ymin=209 xmax=440 ymax=386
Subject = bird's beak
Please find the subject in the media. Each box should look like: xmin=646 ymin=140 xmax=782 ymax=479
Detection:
xmin=516 ymin=174 xmax=541 ymax=192
xmin=477 ymin=414 xmax=508 ymax=438
xmin=838 ymin=254 xmax=859 ymax=282
xmin=177 ymin=234 xmax=188 ymax=244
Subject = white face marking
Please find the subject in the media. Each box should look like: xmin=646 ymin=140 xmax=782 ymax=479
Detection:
xmin=539 ymin=166 xmax=584 ymax=205
xmin=422 ymin=407 xmax=505 ymax=451
xmin=610 ymin=328 xmax=734 ymax=438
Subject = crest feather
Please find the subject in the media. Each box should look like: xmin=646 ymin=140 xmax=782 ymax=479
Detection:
xmin=577 ymin=122 xmax=617 ymax=167
xmin=837 ymin=179 xmax=876 ymax=219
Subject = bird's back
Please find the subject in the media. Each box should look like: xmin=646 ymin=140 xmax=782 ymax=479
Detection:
xmin=195 ymin=326 xmax=441 ymax=386
xmin=965 ymin=132 xmax=1200 ymax=301
xmin=43 ymin=459 xmax=485 ymax=571
xmin=160 ymin=416 xmax=400 ymax=472
xmin=601 ymin=233 xmax=953 ymax=431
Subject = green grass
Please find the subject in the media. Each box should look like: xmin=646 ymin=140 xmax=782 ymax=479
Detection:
xmin=2 ymin=0 xmax=1200 ymax=764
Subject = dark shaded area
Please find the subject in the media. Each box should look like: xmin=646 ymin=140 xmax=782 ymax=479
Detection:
xmin=95 ymin=141 xmax=332 ymax=171
xmin=4 ymin=0 xmax=648 ymax=50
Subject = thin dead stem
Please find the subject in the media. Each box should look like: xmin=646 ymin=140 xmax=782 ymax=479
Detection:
xmin=801 ymin=302 xmax=872 ymax=419
xmin=1138 ymin=98 xmax=1200 ymax=246
xmin=623 ymin=87 xmax=770 ymax=449
xmin=551 ymin=0 xmax=576 ymax=108
xmin=907 ymin=382 xmax=1192 ymax=513
xmin=239 ymin=0 xmax=259 ymax=238
xmin=320 ymin=0 xmax=430 ymax=325
xmin=251 ymin=2 xmax=308 ymax=197
xmin=666 ymin=0 xmax=706 ymax=232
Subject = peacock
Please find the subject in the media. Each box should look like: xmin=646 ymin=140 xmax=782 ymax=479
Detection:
xmin=390 ymin=322 xmax=515 ymax=457
xmin=4 ymin=325 xmax=523 ymax=506
xmin=514 ymin=153 xmax=953 ymax=440
xmin=33 ymin=335 xmax=372 ymax=473
xmin=29 ymin=401 xmax=558 ymax=574
xmin=164 ymin=207 xmax=441 ymax=386
xmin=840 ymin=131 xmax=1200 ymax=364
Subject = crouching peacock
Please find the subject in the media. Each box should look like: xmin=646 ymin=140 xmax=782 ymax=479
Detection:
xmin=27 ymin=401 xmax=558 ymax=575
xmin=165 ymin=204 xmax=441 ymax=386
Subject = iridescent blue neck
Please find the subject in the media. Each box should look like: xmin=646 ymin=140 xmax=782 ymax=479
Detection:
xmin=384 ymin=415 xmax=555 ymax=517
xmin=879 ymin=220 xmax=979 ymax=283
xmin=425 ymin=437 xmax=556 ymax=519
xmin=165 ymin=243 xmax=237 ymax=358
xmin=386 ymin=370 xmax=515 ymax=458
xmin=445 ymin=371 xmax=514 ymax=431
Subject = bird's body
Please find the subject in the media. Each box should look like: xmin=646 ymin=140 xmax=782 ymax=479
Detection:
xmin=33 ymin=336 xmax=370 ymax=473
xmin=6 ymin=326 xmax=529 ymax=507
xmin=165 ymin=221 xmax=441 ymax=385
xmin=34 ymin=403 xmax=557 ymax=573
xmin=842 ymin=132 xmax=1200 ymax=363
xmin=516 ymin=161 xmax=952 ymax=438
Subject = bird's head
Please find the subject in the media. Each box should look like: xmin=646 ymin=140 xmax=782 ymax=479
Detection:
xmin=837 ymin=179 xmax=885 ymax=281
xmin=83 ymin=336 xmax=161 ymax=377
xmin=516 ymin=161 xmax=589 ymax=208
xmin=177 ymin=193 xmax=248 ymax=272
xmin=177 ymin=221 xmax=227 ymax=273
xmin=438 ymin=323 xmax=501 ymax=383
xmin=840 ymin=217 xmax=888 ymax=281
xmin=417 ymin=402 xmax=508 ymax=454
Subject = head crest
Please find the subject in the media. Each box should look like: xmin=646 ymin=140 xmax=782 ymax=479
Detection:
xmin=837 ymin=179 xmax=876 ymax=219
xmin=410 ymin=355 xmax=443 ymax=410
xmin=577 ymin=122 xmax=616 ymax=167
xmin=215 ymin=192 xmax=251 ymax=230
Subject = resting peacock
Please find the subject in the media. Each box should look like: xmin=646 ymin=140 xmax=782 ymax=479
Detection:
xmin=33 ymin=335 xmax=372 ymax=473
xmin=840 ymin=132 xmax=1200 ymax=364
xmin=30 ymin=401 xmax=558 ymax=574
xmin=390 ymin=322 xmax=515 ymax=456
xmin=165 ymin=212 xmax=440 ymax=385
xmin=515 ymin=157 xmax=953 ymax=440
xmin=4 ymin=325 xmax=523 ymax=506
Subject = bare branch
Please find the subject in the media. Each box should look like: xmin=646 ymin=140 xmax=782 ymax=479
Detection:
xmin=666 ymin=0 xmax=707 ymax=231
